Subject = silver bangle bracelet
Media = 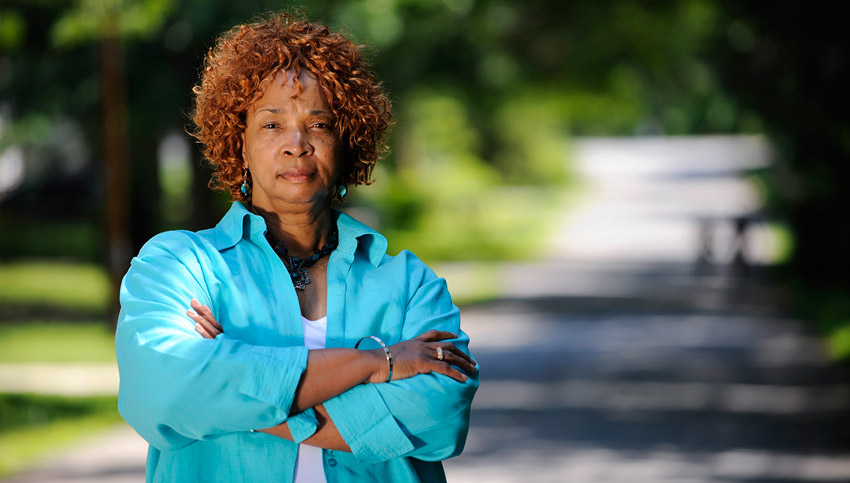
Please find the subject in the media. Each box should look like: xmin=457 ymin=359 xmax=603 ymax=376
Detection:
xmin=354 ymin=335 xmax=393 ymax=383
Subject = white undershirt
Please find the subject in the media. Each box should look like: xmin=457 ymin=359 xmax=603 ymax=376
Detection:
xmin=293 ymin=315 xmax=328 ymax=483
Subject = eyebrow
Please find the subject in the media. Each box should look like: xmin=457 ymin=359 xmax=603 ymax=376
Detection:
xmin=256 ymin=108 xmax=332 ymax=116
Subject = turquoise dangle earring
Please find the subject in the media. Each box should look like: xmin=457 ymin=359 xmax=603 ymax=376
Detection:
xmin=338 ymin=184 xmax=347 ymax=200
xmin=240 ymin=168 xmax=250 ymax=197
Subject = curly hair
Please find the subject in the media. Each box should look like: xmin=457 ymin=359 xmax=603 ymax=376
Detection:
xmin=190 ymin=13 xmax=393 ymax=201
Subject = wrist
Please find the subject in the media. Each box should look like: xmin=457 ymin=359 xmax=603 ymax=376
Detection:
xmin=366 ymin=348 xmax=387 ymax=384
xmin=355 ymin=336 xmax=393 ymax=384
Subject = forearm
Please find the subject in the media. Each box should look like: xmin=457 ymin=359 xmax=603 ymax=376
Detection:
xmin=259 ymin=404 xmax=350 ymax=452
xmin=290 ymin=348 xmax=385 ymax=413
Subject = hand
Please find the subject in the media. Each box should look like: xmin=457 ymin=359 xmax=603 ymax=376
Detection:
xmin=187 ymin=301 xmax=478 ymax=385
xmin=372 ymin=330 xmax=478 ymax=384
xmin=188 ymin=299 xmax=222 ymax=339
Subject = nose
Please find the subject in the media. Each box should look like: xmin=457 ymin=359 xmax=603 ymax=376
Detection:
xmin=282 ymin=126 xmax=313 ymax=158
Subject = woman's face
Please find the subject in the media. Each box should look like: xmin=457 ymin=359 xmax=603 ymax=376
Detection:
xmin=242 ymin=69 xmax=340 ymax=210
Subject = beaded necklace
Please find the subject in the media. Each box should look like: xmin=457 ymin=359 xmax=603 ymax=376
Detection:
xmin=265 ymin=228 xmax=338 ymax=290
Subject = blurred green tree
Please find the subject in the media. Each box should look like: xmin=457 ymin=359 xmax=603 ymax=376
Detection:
xmin=3 ymin=0 xmax=843 ymax=289
xmin=706 ymin=1 xmax=850 ymax=292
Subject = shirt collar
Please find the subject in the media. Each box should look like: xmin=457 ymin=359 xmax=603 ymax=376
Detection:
xmin=213 ymin=201 xmax=387 ymax=267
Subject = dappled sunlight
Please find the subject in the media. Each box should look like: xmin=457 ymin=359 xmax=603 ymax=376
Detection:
xmin=447 ymin=446 xmax=850 ymax=483
xmin=441 ymin=134 xmax=850 ymax=481
xmin=474 ymin=380 xmax=850 ymax=414
xmin=0 ymin=364 xmax=117 ymax=397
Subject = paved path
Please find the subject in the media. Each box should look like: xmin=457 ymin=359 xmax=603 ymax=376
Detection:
xmin=3 ymin=426 xmax=146 ymax=483
xmin=7 ymin=136 xmax=850 ymax=482
xmin=443 ymin=136 xmax=850 ymax=482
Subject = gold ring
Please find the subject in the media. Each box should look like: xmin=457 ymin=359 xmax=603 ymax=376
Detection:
xmin=436 ymin=346 xmax=444 ymax=361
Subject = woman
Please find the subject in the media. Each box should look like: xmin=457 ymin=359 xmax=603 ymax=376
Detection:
xmin=115 ymin=13 xmax=478 ymax=483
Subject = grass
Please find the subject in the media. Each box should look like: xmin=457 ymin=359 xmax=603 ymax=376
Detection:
xmin=0 ymin=217 xmax=99 ymax=261
xmin=0 ymin=321 xmax=120 ymax=477
xmin=385 ymin=187 xmax=569 ymax=263
xmin=0 ymin=267 xmax=119 ymax=480
xmin=0 ymin=321 xmax=116 ymax=363
xmin=0 ymin=394 xmax=122 ymax=478
xmin=0 ymin=261 xmax=110 ymax=312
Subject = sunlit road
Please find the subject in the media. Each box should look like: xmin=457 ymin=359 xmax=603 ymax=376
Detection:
xmin=444 ymin=136 xmax=850 ymax=482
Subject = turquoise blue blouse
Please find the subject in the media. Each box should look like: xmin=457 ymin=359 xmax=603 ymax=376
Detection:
xmin=115 ymin=202 xmax=478 ymax=482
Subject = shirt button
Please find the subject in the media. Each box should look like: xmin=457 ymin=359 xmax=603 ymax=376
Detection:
xmin=328 ymin=458 xmax=338 ymax=467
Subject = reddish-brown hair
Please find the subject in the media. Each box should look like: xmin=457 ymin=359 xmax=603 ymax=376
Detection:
xmin=191 ymin=13 xmax=392 ymax=201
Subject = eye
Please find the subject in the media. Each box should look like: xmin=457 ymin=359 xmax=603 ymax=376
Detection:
xmin=262 ymin=123 xmax=278 ymax=129
xmin=312 ymin=122 xmax=331 ymax=130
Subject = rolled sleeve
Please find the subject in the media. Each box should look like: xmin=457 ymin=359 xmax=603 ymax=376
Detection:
xmin=116 ymin=232 xmax=309 ymax=451
xmin=323 ymin=383 xmax=415 ymax=462
xmin=240 ymin=346 xmax=308 ymax=411
xmin=286 ymin=408 xmax=320 ymax=444
xmin=323 ymin=250 xmax=479 ymax=463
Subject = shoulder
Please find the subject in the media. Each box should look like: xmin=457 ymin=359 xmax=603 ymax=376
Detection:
xmin=378 ymin=249 xmax=449 ymax=302
xmin=382 ymin=249 xmax=434 ymax=281
xmin=131 ymin=229 xmax=223 ymax=283
xmin=136 ymin=229 xmax=216 ymax=260
xmin=335 ymin=210 xmax=448 ymax=295
xmin=124 ymin=229 xmax=223 ymax=294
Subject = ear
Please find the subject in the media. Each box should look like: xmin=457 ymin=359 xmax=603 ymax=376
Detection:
xmin=241 ymin=131 xmax=249 ymax=168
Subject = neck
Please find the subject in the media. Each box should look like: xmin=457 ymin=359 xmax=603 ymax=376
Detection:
xmin=249 ymin=200 xmax=334 ymax=258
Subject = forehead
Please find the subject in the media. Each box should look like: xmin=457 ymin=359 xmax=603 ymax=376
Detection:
xmin=250 ymin=69 xmax=327 ymax=109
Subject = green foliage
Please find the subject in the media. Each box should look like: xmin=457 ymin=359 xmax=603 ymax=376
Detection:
xmin=0 ymin=218 xmax=100 ymax=261
xmin=0 ymin=394 xmax=118 ymax=434
xmin=0 ymin=113 xmax=54 ymax=152
xmin=0 ymin=9 xmax=25 ymax=52
xmin=355 ymin=88 xmax=570 ymax=262
xmin=707 ymin=2 xmax=850 ymax=290
xmin=0 ymin=322 xmax=116 ymax=363
xmin=0 ymin=262 xmax=110 ymax=312
xmin=0 ymin=394 xmax=121 ymax=478
xmin=795 ymin=289 xmax=850 ymax=362
xmin=384 ymin=187 xmax=565 ymax=262
xmin=492 ymin=90 xmax=571 ymax=184
xmin=0 ymin=0 xmax=806 ymax=267
xmin=51 ymin=0 xmax=175 ymax=47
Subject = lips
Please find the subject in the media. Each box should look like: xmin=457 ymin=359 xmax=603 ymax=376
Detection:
xmin=279 ymin=167 xmax=316 ymax=183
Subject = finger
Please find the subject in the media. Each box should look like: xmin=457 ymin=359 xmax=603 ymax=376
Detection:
xmin=441 ymin=343 xmax=476 ymax=367
xmin=416 ymin=330 xmax=458 ymax=342
xmin=427 ymin=341 xmax=474 ymax=365
xmin=191 ymin=299 xmax=202 ymax=309
xmin=191 ymin=299 xmax=211 ymax=317
xmin=188 ymin=310 xmax=221 ymax=336
xmin=440 ymin=349 xmax=478 ymax=374
xmin=429 ymin=361 xmax=468 ymax=383
xmin=195 ymin=323 xmax=215 ymax=339
xmin=192 ymin=302 xmax=223 ymax=331
xmin=203 ymin=312 xmax=223 ymax=332
xmin=195 ymin=302 xmax=213 ymax=319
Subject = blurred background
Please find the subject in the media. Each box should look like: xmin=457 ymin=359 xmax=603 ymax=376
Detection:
xmin=1 ymin=0 xmax=850 ymax=481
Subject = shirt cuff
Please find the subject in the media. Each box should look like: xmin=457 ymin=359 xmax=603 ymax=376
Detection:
xmin=239 ymin=346 xmax=308 ymax=416
xmin=286 ymin=408 xmax=319 ymax=443
xmin=323 ymin=383 xmax=415 ymax=463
